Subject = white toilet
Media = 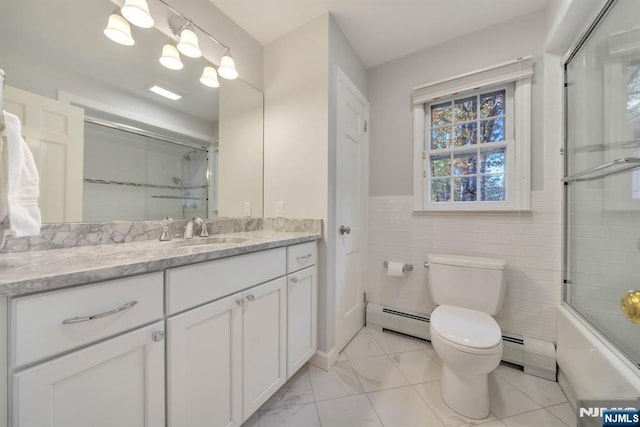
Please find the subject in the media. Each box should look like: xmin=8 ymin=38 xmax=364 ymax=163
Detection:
xmin=427 ymin=253 xmax=507 ymax=419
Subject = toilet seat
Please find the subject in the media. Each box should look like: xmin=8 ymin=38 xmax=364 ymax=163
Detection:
xmin=431 ymin=305 xmax=502 ymax=354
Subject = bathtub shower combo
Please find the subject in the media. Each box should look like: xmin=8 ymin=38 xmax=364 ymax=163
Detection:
xmin=560 ymin=0 xmax=640 ymax=403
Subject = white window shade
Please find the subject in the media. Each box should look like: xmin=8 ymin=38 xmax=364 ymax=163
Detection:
xmin=412 ymin=57 xmax=533 ymax=106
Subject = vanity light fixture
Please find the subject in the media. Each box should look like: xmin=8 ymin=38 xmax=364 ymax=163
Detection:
xmin=149 ymin=85 xmax=182 ymax=100
xmin=159 ymin=44 xmax=183 ymax=70
xmin=200 ymin=66 xmax=220 ymax=88
xmin=218 ymin=50 xmax=238 ymax=80
xmin=121 ymin=0 xmax=154 ymax=29
xmin=106 ymin=0 xmax=241 ymax=85
xmin=104 ymin=11 xmax=135 ymax=46
xmin=176 ymin=25 xmax=202 ymax=58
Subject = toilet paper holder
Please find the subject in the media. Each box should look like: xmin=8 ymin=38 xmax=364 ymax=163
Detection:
xmin=383 ymin=261 xmax=413 ymax=272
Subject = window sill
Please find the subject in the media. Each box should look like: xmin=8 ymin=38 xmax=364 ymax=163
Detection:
xmin=412 ymin=209 xmax=532 ymax=217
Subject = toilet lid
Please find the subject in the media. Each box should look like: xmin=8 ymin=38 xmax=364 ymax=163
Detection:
xmin=431 ymin=305 xmax=501 ymax=349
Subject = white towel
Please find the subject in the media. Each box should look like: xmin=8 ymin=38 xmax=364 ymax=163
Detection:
xmin=0 ymin=111 xmax=41 ymax=237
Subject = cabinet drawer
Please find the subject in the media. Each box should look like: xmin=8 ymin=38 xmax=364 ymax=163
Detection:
xmin=11 ymin=272 xmax=164 ymax=368
xmin=287 ymin=242 xmax=317 ymax=273
xmin=166 ymin=247 xmax=286 ymax=315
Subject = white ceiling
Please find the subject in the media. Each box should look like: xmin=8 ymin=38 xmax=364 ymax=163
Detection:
xmin=208 ymin=0 xmax=551 ymax=68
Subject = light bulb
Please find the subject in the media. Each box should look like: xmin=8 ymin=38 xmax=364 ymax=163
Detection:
xmin=200 ymin=66 xmax=220 ymax=88
xmin=218 ymin=51 xmax=238 ymax=80
xmin=177 ymin=28 xmax=202 ymax=58
xmin=159 ymin=44 xmax=183 ymax=70
xmin=121 ymin=0 xmax=154 ymax=29
xmin=104 ymin=13 xmax=135 ymax=46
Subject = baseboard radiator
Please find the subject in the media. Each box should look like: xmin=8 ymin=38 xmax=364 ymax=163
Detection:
xmin=365 ymin=302 xmax=556 ymax=381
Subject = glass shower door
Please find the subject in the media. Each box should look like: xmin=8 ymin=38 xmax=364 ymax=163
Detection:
xmin=564 ymin=0 xmax=640 ymax=366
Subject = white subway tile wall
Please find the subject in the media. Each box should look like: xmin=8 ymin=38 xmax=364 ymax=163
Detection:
xmin=367 ymin=191 xmax=562 ymax=341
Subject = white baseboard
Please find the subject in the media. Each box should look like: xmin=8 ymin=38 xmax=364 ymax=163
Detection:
xmin=309 ymin=347 xmax=338 ymax=371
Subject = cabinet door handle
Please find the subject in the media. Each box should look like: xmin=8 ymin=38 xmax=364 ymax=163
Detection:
xmin=62 ymin=301 xmax=138 ymax=324
xmin=152 ymin=331 xmax=165 ymax=342
xmin=339 ymin=225 xmax=351 ymax=235
xmin=246 ymin=294 xmax=255 ymax=302
xmin=236 ymin=298 xmax=245 ymax=306
xmin=290 ymin=277 xmax=298 ymax=284
xmin=297 ymin=254 xmax=312 ymax=262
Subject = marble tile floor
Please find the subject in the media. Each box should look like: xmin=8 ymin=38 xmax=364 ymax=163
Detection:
xmin=242 ymin=327 xmax=576 ymax=427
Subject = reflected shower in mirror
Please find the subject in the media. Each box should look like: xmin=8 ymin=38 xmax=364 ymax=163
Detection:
xmin=0 ymin=0 xmax=263 ymax=222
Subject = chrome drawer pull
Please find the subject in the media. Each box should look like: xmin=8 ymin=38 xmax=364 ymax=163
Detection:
xmin=290 ymin=277 xmax=298 ymax=284
xmin=297 ymin=254 xmax=312 ymax=262
xmin=246 ymin=294 xmax=255 ymax=302
xmin=62 ymin=301 xmax=138 ymax=324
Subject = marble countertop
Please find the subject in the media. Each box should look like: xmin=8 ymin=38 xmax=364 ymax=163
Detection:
xmin=0 ymin=230 xmax=321 ymax=297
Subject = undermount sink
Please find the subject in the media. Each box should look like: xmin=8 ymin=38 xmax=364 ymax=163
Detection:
xmin=169 ymin=236 xmax=249 ymax=247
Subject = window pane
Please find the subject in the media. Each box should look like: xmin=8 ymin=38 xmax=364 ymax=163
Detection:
xmin=431 ymin=179 xmax=451 ymax=202
xmin=481 ymin=175 xmax=505 ymax=201
xmin=431 ymin=102 xmax=452 ymax=126
xmin=480 ymin=90 xmax=505 ymax=118
xmin=430 ymin=155 xmax=451 ymax=177
xmin=480 ymin=148 xmax=505 ymax=173
xmin=454 ymin=96 xmax=477 ymax=122
xmin=454 ymin=122 xmax=477 ymax=147
xmin=453 ymin=154 xmax=477 ymax=176
xmin=453 ymin=177 xmax=477 ymax=201
xmin=480 ymin=118 xmax=504 ymax=143
xmin=431 ymin=127 xmax=452 ymax=149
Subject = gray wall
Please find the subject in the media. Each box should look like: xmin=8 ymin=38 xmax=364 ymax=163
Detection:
xmin=367 ymin=10 xmax=548 ymax=196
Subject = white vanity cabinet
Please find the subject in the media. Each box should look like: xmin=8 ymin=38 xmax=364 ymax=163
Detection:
xmin=286 ymin=242 xmax=318 ymax=378
xmin=9 ymin=273 xmax=166 ymax=427
xmin=166 ymin=292 xmax=242 ymax=427
xmin=165 ymin=248 xmax=288 ymax=426
xmin=241 ymin=277 xmax=287 ymax=419
xmin=13 ymin=322 xmax=165 ymax=427
xmin=4 ymin=239 xmax=319 ymax=427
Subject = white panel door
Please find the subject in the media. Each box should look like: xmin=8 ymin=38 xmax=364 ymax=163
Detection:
xmin=287 ymin=265 xmax=317 ymax=378
xmin=4 ymin=85 xmax=84 ymax=222
xmin=242 ymin=277 xmax=287 ymax=421
xmin=12 ymin=322 xmax=165 ymax=427
xmin=167 ymin=293 xmax=242 ymax=427
xmin=335 ymin=68 xmax=369 ymax=352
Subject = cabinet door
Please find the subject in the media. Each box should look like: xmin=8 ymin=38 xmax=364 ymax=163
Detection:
xmin=242 ymin=277 xmax=287 ymax=420
xmin=167 ymin=293 xmax=242 ymax=427
xmin=287 ymin=265 xmax=317 ymax=378
xmin=12 ymin=322 xmax=165 ymax=427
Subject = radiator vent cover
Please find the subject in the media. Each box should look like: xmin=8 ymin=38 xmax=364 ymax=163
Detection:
xmin=366 ymin=302 xmax=555 ymax=381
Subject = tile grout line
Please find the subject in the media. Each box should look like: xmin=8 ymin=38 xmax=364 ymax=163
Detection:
xmin=344 ymin=346 xmax=386 ymax=426
xmin=493 ymin=367 xmax=567 ymax=408
xmin=304 ymin=364 xmax=324 ymax=426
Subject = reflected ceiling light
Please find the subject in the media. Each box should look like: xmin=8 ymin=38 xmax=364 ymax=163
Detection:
xmin=149 ymin=85 xmax=181 ymax=100
xmin=177 ymin=26 xmax=202 ymax=58
xmin=104 ymin=12 xmax=135 ymax=46
xmin=121 ymin=0 xmax=154 ymax=29
xmin=218 ymin=50 xmax=238 ymax=80
xmin=159 ymin=44 xmax=183 ymax=70
xmin=200 ymin=66 xmax=220 ymax=88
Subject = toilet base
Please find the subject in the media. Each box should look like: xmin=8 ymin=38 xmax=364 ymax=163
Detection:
xmin=440 ymin=364 xmax=490 ymax=419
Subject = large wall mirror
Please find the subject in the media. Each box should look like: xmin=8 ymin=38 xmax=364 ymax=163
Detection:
xmin=0 ymin=0 xmax=263 ymax=223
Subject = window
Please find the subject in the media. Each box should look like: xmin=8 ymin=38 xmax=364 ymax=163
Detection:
xmin=413 ymin=58 xmax=533 ymax=211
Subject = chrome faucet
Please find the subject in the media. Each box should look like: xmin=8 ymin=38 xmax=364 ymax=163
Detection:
xmin=193 ymin=217 xmax=209 ymax=237
xmin=154 ymin=222 xmax=172 ymax=241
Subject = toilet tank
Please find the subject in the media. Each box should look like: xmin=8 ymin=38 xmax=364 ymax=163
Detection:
xmin=427 ymin=254 xmax=507 ymax=315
